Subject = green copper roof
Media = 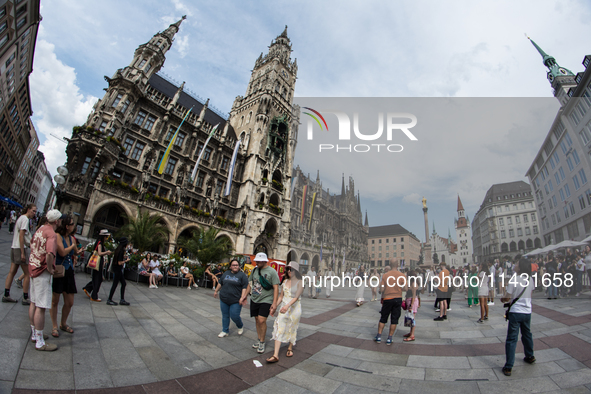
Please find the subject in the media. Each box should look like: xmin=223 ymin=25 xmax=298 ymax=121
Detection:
xmin=528 ymin=37 xmax=574 ymax=78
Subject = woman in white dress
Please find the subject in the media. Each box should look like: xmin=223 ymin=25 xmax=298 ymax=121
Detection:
xmin=477 ymin=262 xmax=490 ymax=323
xmin=356 ymin=266 xmax=366 ymax=306
xmin=266 ymin=261 xmax=303 ymax=363
xmin=148 ymin=255 xmax=163 ymax=289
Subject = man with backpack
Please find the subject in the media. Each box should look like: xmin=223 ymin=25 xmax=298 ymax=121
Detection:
xmin=246 ymin=252 xmax=279 ymax=354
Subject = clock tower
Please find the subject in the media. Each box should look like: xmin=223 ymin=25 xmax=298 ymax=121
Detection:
xmin=230 ymin=26 xmax=299 ymax=259
xmin=455 ymin=195 xmax=473 ymax=265
xmin=527 ymin=37 xmax=576 ymax=107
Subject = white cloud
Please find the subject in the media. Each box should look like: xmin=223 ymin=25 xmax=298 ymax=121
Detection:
xmin=175 ymin=35 xmax=189 ymax=59
xmin=30 ymin=39 xmax=97 ymax=175
xmin=172 ymin=0 xmax=194 ymax=17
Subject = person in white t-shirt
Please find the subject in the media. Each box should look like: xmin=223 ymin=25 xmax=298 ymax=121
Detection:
xmin=3 ymin=204 xmax=36 ymax=304
xmin=325 ymin=266 xmax=334 ymax=298
xmin=307 ymin=268 xmax=316 ymax=298
xmin=501 ymin=258 xmax=535 ymax=376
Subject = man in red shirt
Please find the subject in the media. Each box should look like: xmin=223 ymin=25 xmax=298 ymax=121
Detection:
xmin=28 ymin=209 xmax=63 ymax=351
xmin=375 ymin=260 xmax=407 ymax=345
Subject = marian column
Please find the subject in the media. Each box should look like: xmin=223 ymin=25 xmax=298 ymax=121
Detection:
xmin=422 ymin=197 xmax=433 ymax=267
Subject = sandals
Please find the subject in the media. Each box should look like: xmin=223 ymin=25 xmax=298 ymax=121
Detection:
xmin=51 ymin=328 xmax=59 ymax=338
xmin=403 ymin=336 xmax=415 ymax=342
xmin=286 ymin=349 xmax=293 ymax=357
xmin=60 ymin=325 xmax=74 ymax=334
xmin=403 ymin=333 xmax=412 ymax=338
xmin=266 ymin=355 xmax=279 ymax=363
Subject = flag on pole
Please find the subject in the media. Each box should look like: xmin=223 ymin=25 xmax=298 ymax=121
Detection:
xmin=308 ymin=192 xmax=317 ymax=230
xmin=341 ymin=251 xmax=346 ymax=272
xmin=190 ymin=123 xmax=219 ymax=183
xmin=224 ymin=140 xmax=241 ymax=196
xmin=320 ymin=242 xmax=323 ymax=266
xmin=300 ymin=185 xmax=307 ymax=225
xmin=157 ymin=107 xmax=192 ymax=174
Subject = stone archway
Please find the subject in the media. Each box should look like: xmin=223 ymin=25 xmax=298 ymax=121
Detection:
xmin=90 ymin=203 xmax=129 ymax=238
xmin=287 ymin=249 xmax=298 ymax=264
xmin=300 ymin=252 xmax=310 ymax=273
xmin=311 ymin=255 xmax=320 ymax=272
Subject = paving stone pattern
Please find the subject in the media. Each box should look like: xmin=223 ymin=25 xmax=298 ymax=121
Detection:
xmin=2 ymin=227 xmax=591 ymax=393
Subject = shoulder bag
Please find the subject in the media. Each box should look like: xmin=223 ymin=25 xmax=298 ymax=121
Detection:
xmin=87 ymin=242 xmax=101 ymax=271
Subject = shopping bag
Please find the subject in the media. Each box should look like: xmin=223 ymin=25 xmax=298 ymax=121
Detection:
xmin=403 ymin=310 xmax=414 ymax=327
xmin=87 ymin=252 xmax=100 ymax=271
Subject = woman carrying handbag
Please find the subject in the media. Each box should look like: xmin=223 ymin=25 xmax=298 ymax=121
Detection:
xmin=50 ymin=215 xmax=81 ymax=337
xmin=83 ymin=230 xmax=112 ymax=302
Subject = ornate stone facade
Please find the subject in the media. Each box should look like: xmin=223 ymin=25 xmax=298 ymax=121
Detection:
xmin=287 ymin=166 xmax=369 ymax=274
xmin=58 ymin=19 xmax=299 ymax=258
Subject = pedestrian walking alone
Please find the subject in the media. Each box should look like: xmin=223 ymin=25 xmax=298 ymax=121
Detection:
xmin=501 ymin=258 xmax=535 ymax=376
xmin=106 ymin=238 xmax=131 ymax=306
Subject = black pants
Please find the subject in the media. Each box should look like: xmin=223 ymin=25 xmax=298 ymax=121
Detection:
xmin=108 ymin=266 xmax=126 ymax=301
xmin=84 ymin=261 xmax=103 ymax=299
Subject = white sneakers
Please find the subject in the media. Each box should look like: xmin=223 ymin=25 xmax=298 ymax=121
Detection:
xmin=218 ymin=331 xmax=229 ymax=338
xmin=193 ymin=284 xmax=199 ymax=288
xmin=237 ymin=327 xmax=244 ymax=335
xmin=149 ymin=285 xmax=158 ymax=289
xmin=187 ymin=286 xmax=191 ymax=290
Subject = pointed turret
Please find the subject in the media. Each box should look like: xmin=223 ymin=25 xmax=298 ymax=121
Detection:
xmin=341 ymin=173 xmax=345 ymax=196
xmin=364 ymin=210 xmax=369 ymax=227
xmin=527 ymin=36 xmax=576 ymax=104
xmin=162 ymin=15 xmax=186 ymax=40
xmin=357 ymin=191 xmax=361 ymax=212
xmin=456 ymin=194 xmax=469 ymax=229
xmin=196 ymin=98 xmax=209 ymax=127
xmin=432 ymin=221 xmax=436 ymax=235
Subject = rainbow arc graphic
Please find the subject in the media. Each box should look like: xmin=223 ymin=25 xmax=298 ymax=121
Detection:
xmin=303 ymin=107 xmax=329 ymax=131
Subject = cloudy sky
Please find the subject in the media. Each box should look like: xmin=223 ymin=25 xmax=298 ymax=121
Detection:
xmin=31 ymin=0 xmax=591 ymax=243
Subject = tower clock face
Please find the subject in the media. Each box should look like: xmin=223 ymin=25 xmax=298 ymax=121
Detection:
xmin=461 ymin=230 xmax=465 ymax=234
xmin=559 ymin=68 xmax=568 ymax=75
xmin=547 ymin=72 xmax=554 ymax=82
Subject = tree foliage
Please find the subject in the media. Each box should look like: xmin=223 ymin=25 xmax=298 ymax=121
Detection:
xmin=117 ymin=210 xmax=170 ymax=253
xmin=178 ymin=226 xmax=233 ymax=267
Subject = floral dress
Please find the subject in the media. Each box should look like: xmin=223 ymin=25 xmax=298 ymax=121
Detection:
xmin=271 ymin=281 xmax=302 ymax=345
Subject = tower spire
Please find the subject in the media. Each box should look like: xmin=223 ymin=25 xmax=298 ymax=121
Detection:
xmin=526 ymin=36 xmax=575 ymax=104
xmin=163 ymin=15 xmax=187 ymax=40
xmin=364 ymin=210 xmax=369 ymax=227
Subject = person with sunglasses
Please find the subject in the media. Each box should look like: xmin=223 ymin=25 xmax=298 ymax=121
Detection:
xmin=266 ymin=261 xmax=303 ymax=363
xmin=50 ymin=214 xmax=81 ymax=337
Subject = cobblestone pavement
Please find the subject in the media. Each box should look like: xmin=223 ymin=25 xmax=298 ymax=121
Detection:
xmin=2 ymin=227 xmax=591 ymax=393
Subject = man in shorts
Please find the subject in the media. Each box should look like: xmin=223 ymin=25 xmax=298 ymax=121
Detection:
xmin=375 ymin=260 xmax=406 ymax=345
xmin=246 ymin=252 xmax=279 ymax=354
xmin=28 ymin=209 xmax=63 ymax=351
xmin=434 ymin=262 xmax=450 ymax=321
xmin=3 ymin=204 xmax=36 ymax=304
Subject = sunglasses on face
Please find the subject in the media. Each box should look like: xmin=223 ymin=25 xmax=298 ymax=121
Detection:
xmin=285 ymin=267 xmax=291 ymax=271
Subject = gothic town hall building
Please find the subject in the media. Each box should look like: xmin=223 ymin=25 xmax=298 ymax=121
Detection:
xmin=58 ymin=17 xmax=300 ymax=259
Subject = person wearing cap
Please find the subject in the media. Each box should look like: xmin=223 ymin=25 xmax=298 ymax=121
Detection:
xmin=82 ymin=229 xmax=113 ymax=302
xmin=50 ymin=214 xmax=82 ymax=337
xmin=28 ymin=209 xmax=63 ymax=351
xmin=246 ymin=252 xmax=280 ymax=354
xmin=266 ymin=261 xmax=304 ymax=363
xmin=214 ymin=258 xmax=248 ymax=337
xmin=106 ymin=237 xmax=131 ymax=306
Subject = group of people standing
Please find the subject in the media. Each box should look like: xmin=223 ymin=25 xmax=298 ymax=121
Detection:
xmin=213 ymin=252 xmax=303 ymax=364
xmin=3 ymin=206 xmax=79 ymax=351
